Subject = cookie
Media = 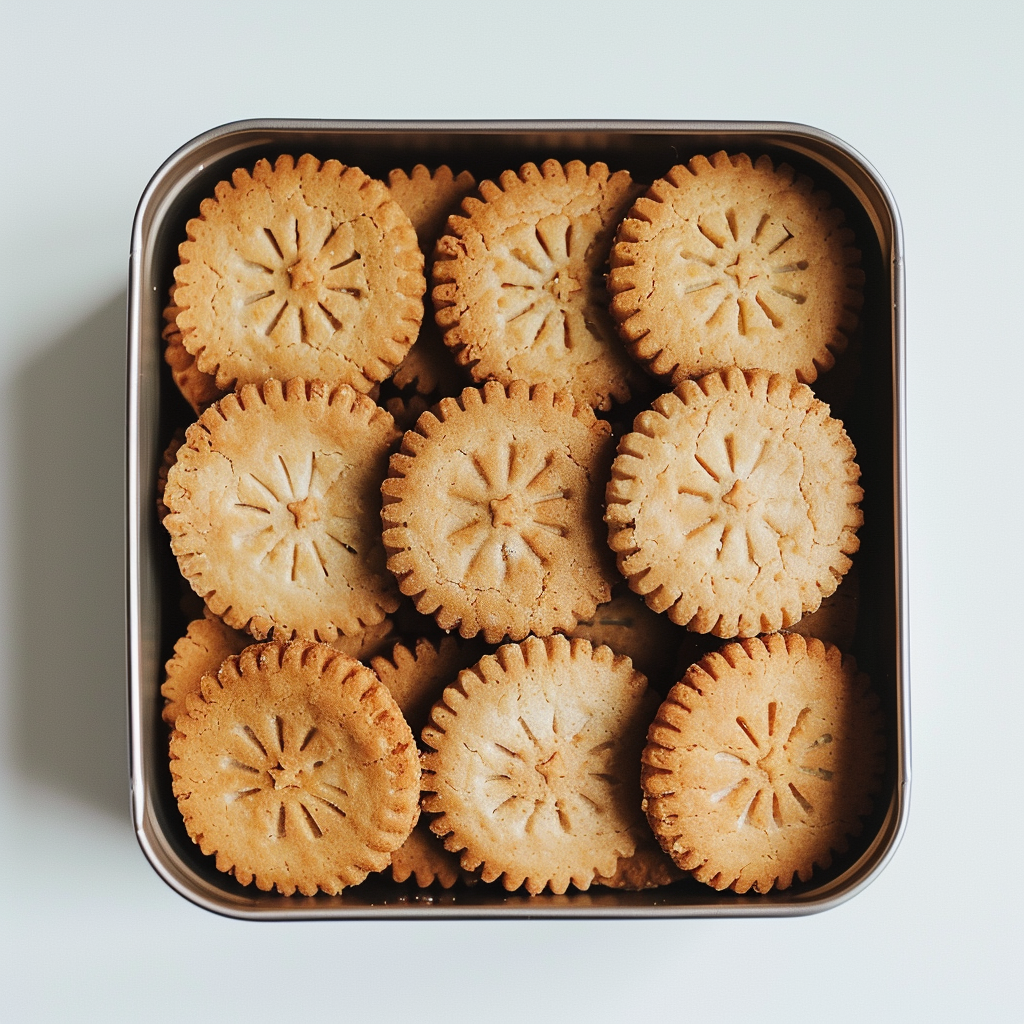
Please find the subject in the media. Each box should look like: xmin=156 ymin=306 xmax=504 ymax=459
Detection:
xmin=606 ymin=368 xmax=863 ymax=637
xmin=566 ymin=584 xmax=685 ymax=684
xmin=163 ymin=378 xmax=400 ymax=641
xmin=432 ymin=160 xmax=643 ymax=410
xmin=162 ymin=612 xmax=397 ymax=727
xmin=371 ymin=635 xmax=482 ymax=888
xmin=170 ymin=639 xmax=421 ymax=896
xmin=155 ymin=429 xmax=186 ymax=524
xmin=608 ymin=151 xmax=863 ymax=385
xmin=382 ymin=380 xmax=616 ymax=642
xmin=594 ymin=836 xmax=684 ymax=891
xmin=162 ymin=286 xmax=225 ymax=415
xmin=173 ymin=154 xmax=425 ymax=392
xmin=789 ymin=560 xmax=860 ymax=651
xmin=421 ymin=635 xmax=659 ymax=894
xmin=389 ymin=165 xmax=477 ymax=396
xmin=641 ymin=632 xmax=884 ymax=893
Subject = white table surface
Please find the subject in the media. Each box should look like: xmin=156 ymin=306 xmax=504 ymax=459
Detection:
xmin=1 ymin=2 xmax=1020 ymax=1019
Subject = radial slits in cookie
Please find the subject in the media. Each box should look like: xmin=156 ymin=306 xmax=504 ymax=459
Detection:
xmin=608 ymin=151 xmax=863 ymax=385
xmin=432 ymin=159 xmax=644 ymax=410
xmin=421 ymin=634 xmax=659 ymax=894
xmin=641 ymin=633 xmax=884 ymax=894
xmin=172 ymin=154 xmax=425 ymax=393
xmin=381 ymin=380 xmax=615 ymax=643
xmin=170 ymin=640 xmax=420 ymax=896
xmin=606 ymin=367 xmax=863 ymax=639
xmin=162 ymin=378 xmax=400 ymax=642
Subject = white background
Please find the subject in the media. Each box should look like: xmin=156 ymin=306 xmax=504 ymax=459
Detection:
xmin=1 ymin=1 xmax=1021 ymax=1020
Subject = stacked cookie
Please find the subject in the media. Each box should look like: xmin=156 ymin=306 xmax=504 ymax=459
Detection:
xmin=158 ymin=151 xmax=882 ymax=899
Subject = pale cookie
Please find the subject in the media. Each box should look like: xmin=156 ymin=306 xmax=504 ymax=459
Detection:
xmin=173 ymin=154 xmax=425 ymax=392
xmin=606 ymin=368 xmax=863 ymax=638
xmin=433 ymin=160 xmax=643 ymax=410
xmin=608 ymin=151 xmax=863 ymax=385
xmin=594 ymin=835 xmax=684 ymax=891
xmin=421 ymin=634 xmax=659 ymax=895
xmin=163 ymin=378 xmax=400 ymax=641
xmin=382 ymin=380 xmax=616 ymax=643
xmin=170 ymin=640 xmax=420 ymax=896
xmin=371 ymin=635 xmax=481 ymax=888
xmin=162 ymin=285 xmax=224 ymax=415
xmin=389 ymin=165 xmax=477 ymax=396
xmin=162 ymin=612 xmax=396 ymax=727
xmin=642 ymin=633 xmax=883 ymax=894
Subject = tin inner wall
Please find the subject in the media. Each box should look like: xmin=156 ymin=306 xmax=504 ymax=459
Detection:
xmin=129 ymin=122 xmax=906 ymax=919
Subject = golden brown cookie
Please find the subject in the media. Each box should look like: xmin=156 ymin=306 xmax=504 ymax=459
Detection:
xmin=156 ymin=429 xmax=186 ymax=524
xmin=608 ymin=151 xmax=863 ymax=385
xmin=594 ymin=835 xmax=685 ymax=890
xmin=566 ymin=584 xmax=684 ymax=684
xmin=433 ymin=160 xmax=643 ymax=410
xmin=382 ymin=380 xmax=616 ymax=642
xmin=162 ymin=612 xmax=396 ymax=728
xmin=173 ymin=154 xmax=425 ymax=392
xmin=170 ymin=640 xmax=420 ymax=896
xmin=163 ymin=378 xmax=400 ymax=641
xmin=161 ymin=610 xmax=248 ymax=725
xmin=389 ymin=165 xmax=477 ymax=396
xmin=642 ymin=632 xmax=884 ymax=894
xmin=606 ymin=368 xmax=863 ymax=637
xmin=789 ymin=561 xmax=860 ymax=651
xmin=421 ymin=635 xmax=659 ymax=895
xmin=162 ymin=286 xmax=225 ymax=415
xmin=370 ymin=635 xmax=482 ymax=888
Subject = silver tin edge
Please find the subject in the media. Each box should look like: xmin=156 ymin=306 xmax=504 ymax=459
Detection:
xmin=127 ymin=119 xmax=909 ymax=920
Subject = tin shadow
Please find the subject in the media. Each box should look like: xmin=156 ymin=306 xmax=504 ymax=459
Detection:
xmin=10 ymin=291 xmax=129 ymax=820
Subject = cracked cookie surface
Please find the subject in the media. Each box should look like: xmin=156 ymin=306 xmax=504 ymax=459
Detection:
xmin=163 ymin=378 xmax=400 ymax=641
xmin=382 ymin=380 xmax=616 ymax=642
xmin=641 ymin=632 xmax=883 ymax=893
xmin=606 ymin=367 xmax=863 ymax=638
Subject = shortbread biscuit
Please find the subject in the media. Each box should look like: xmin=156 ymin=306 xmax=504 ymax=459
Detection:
xmin=382 ymin=380 xmax=616 ymax=642
xmin=156 ymin=429 xmax=186 ymax=524
xmin=162 ymin=286 xmax=224 ymax=415
xmin=606 ymin=368 xmax=863 ymax=637
xmin=389 ymin=165 xmax=477 ymax=396
xmin=642 ymin=633 xmax=883 ymax=893
xmin=595 ymin=836 xmax=685 ymax=890
xmin=422 ymin=635 xmax=658 ymax=894
xmin=170 ymin=640 xmax=420 ymax=896
xmin=162 ymin=612 xmax=396 ymax=727
xmin=371 ymin=635 xmax=481 ymax=888
xmin=608 ymin=151 xmax=863 ymax=385
xmin=789 ymin=561 xmax=860 ymax=650
xmin=163 ymin=378 xmax=400 ymax=641
xmin=174 ymin=154 xmax=425 ymax=392
xmin=567 ymin=584 xmax=684 ymax=683
xmin=433 ymin=160 xmax=643 ymax=410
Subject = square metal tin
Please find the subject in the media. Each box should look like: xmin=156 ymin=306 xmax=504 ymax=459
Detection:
xmin=127 ymin=119 xmax=909 ymax=919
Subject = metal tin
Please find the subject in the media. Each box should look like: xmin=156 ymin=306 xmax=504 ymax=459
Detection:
xmin=127 ymin=119 xmax=909 ymax=919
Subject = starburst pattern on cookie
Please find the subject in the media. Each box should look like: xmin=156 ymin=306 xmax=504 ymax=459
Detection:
xmin=606 ymin=368 xmax=863 ymax=638
xmin=382 ymin=380 xmax=615 ymax=642
xmin=642 ymin=633 xmax=883 ymax=894
xmin=173 ymin=154 xmax=424 ymax=392
xmin=433 ymin=160 xmax=643 ymax=409
xmin=608 ymin=151 xmax=863 ymax=384
xmin=421 ymin=635 xmax=659 ymax=894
